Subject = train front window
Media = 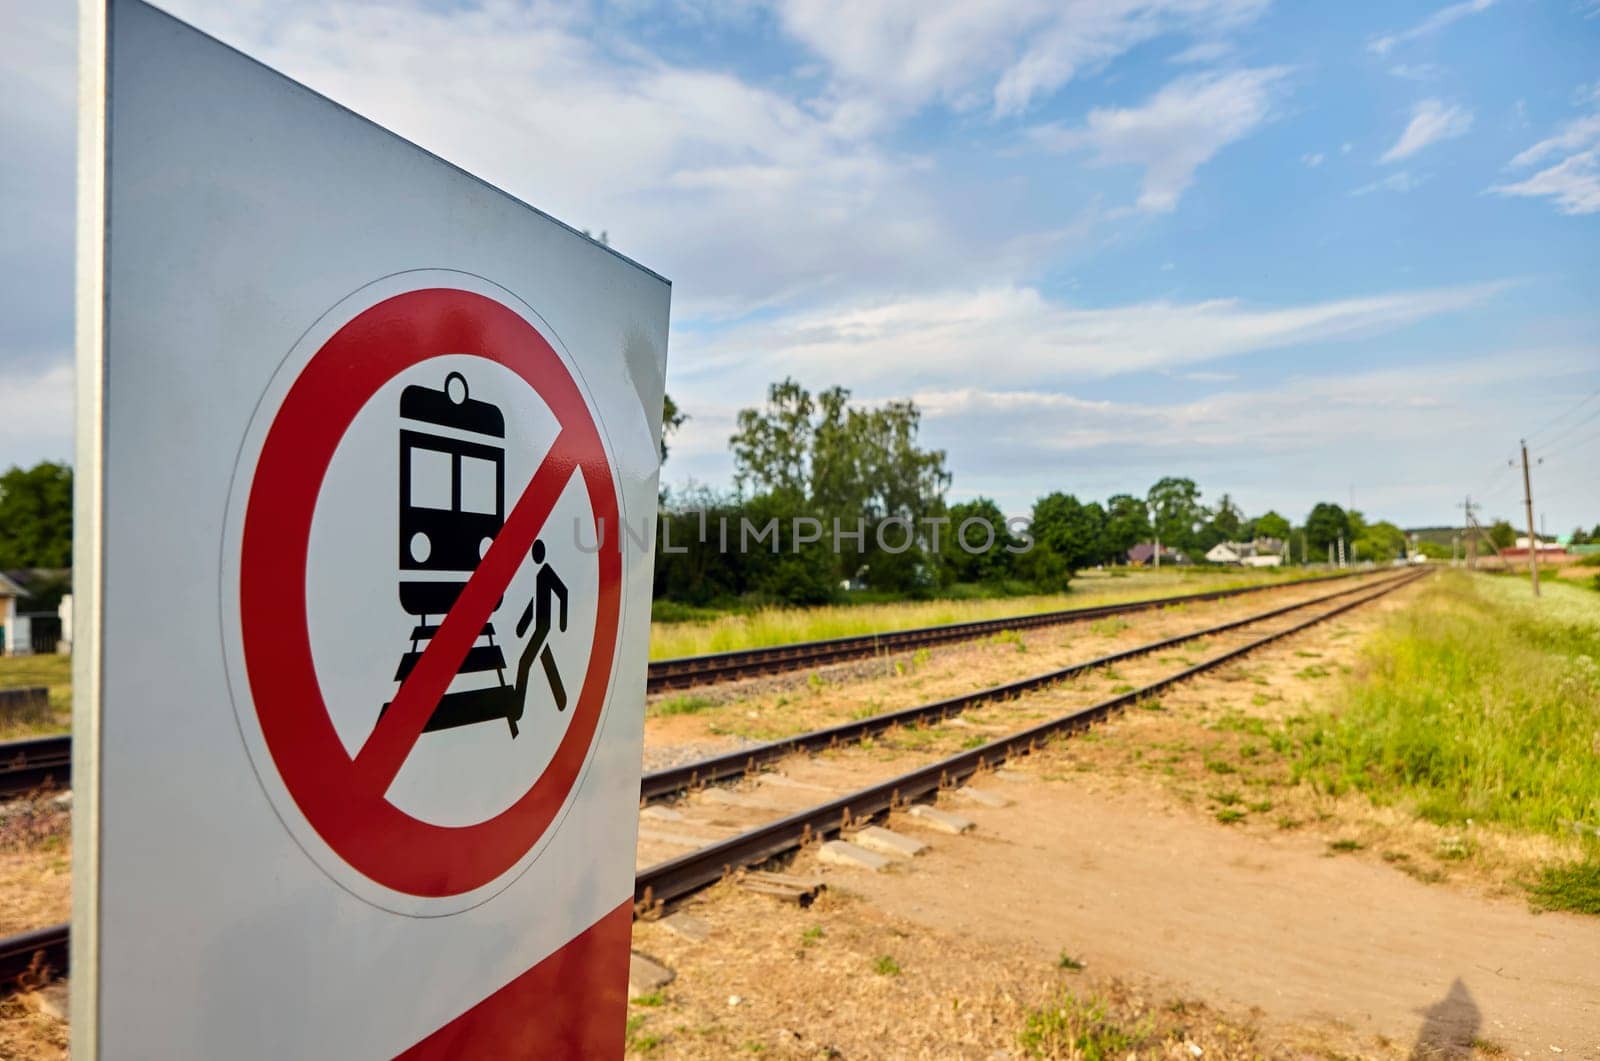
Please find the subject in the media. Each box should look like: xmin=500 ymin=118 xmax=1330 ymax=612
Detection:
xmin=459 ymin=454 xmax=500 ymax=516
xmin=409 ymin=445 xmax=453 ymax=510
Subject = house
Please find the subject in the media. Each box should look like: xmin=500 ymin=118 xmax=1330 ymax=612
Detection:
xmin=1127 ymin=542 xmax=1186 ymax=566
xmin=0 ymin=571 xmax=25 ymax=656
xmin=0 ymin=569 xmax=71 ymax=656
xmin=1204 ymin=539 xmax=1285 ymax=568
xmin=1500 ymin=536 xmax=1568 ymax=562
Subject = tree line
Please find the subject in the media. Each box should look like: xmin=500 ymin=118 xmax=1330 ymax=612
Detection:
xmin=651 ymin=379 xmax=1432 ymax=608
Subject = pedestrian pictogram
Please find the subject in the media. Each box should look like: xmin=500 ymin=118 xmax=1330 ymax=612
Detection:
xmin=231 ymin=286 xmax=624 ymax=904
xmin=513 ymin=539 xmax=569 ymax=717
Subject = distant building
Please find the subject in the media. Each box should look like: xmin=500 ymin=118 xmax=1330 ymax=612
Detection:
xmin=1501 ymin=537 xmax=1568 ymax=561
xmin=0 ymin=569 xmax=70 ymax=656
xmin=1204 ymin=539 xmax=1285 ymax=568
xmin=0 ymin=571 xmax=24 ymax=655
xmin=1127 ymin=542 xmax=1187 ymax=566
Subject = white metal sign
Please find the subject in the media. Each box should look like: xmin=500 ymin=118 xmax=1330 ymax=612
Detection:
xmin=73 ymin=2 xmax=670 ymax=1056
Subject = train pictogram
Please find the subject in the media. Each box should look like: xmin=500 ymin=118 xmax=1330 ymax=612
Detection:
xmin=386 ymin=372 xmax=527 ymax=736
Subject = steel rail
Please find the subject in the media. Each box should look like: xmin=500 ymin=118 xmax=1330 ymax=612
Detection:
xmin=645 ymin=570 xmax=1369 ymax=691
xmin=0 ymin=735 xmax=73 ymax=798
xmin=0 ymin=572 xmax=1422 ymax=991
xmin=634 ymin=570 xmax=1424 ymax=908
xmin=639 ymin=570 xmax=1408 ymax=801
xmin=0 ymin=924 xmax=68 ymax=987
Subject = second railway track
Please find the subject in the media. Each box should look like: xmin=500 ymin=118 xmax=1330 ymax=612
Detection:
xmin=645 ymin=570 xmax=1366 ymax=691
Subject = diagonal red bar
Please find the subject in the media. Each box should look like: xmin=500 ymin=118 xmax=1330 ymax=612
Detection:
xmin=354 ymin=431 xmax=575 ymax=794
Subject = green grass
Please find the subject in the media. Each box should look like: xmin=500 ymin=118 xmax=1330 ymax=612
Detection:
xmin=0 ymin=653 xmax=71 ymax=737
xmin=871 ymin=954 xmax=902 ymax=976
xmin=652 ymin=693 xmax=718 ymax=717
xmin=1529 ymin=861 xmax=1600 ymax=915
xmin=648 ymin=568 xmax=1341 ymax=659
xmin=1056 ymin=950 xmax=1085 ymax=971
xmin=1290 ymin=572 xmax=1600 ymax=838
xmin=1018 ymin=991 xmax=1146 ymax=1059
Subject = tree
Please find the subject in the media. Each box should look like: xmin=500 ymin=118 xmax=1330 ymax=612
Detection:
xmin=0 ymin=462 xmax=73 ymax=569
xmin=731 ymin=378 xmax=813 ymax=500
xmin=1209 ymin=493 xmax=1244 ymax=543
xmin=1303 ymin=502 xmax=1349 ymax=559
xmin=942 ymin=497 xmax=1016 ymax=584
xmin=1147 ymin=476 xmax=1203 ymax=554
xmin=1031 ymin=493 xmax=1105 ymax=575
xmin=1355 ymin=520 xmax=1407 ymax=562
xmin=1487 ymin=519 xmax=1516 ymax=550
xmin=729 ymin=378 xmax=950 ymax=594
xmin=1252 ymin=510 xmax=1291 ymax=542
xmin=658 ymin=393 xmax=687 ymax=464
xmin=1102 ymin=494 xmax=1150 ymax=563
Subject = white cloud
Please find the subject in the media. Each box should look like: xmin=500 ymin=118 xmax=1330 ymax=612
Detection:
xmin=1491 ymin=109 xmax=1600 ymax=214
xmin=1388 ymin=63 xmax=1443 ymax=81
xmin=776 ymin=0 xmax=1271 ymax=119
xmin=1491 ymin=150 xmax=1600 ymax=214
xmin=1507 ymin=113 xmax=1600 ymax=168
xmin=150 ymin=0 xmax=1005 ymax=321
xmin=1368 ymin=0 xmax=1496 ymax=56
xmin=1301 ymin=152 xmax=1325 ymax=167
xmin=1380 ymin=100 xmax=1474 ymax=163
xmin=1031 ymin=67 xmax=1291 ymax=213
xmin=0 ymin=360 xmax=73 ymax=468
xmin=1351 ymin=170 xmax=1425 ymax=196
xmin=678 ymin=280 xmax=1507 ymax=392
xmin=879 ymin=349 xmax=1591 ymax=521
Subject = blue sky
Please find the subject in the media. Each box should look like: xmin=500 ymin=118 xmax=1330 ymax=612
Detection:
xmin=2 ymin=0 xmax=1597 ymax=533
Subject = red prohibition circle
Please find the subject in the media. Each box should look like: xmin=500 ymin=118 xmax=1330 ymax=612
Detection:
xmin=239 ymin=287 xmax=621 ymax=898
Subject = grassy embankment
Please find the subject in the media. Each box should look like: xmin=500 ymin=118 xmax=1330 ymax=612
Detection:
xmin=0 ymin=654 xmax=71 ymax=739
xmin=1290 ymin=571 xmax=1600 ymax=913
xmin=649 ymin=566 xmax=1342 ymax=659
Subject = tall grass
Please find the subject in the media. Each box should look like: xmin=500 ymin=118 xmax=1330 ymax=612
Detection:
xmin=648 ymin=568 xmax=1334 ymax=659
xmin=1291 ymin=572 xmax=1600 ymax=836
xmin=0 ymin=654 xmax=72 ymax=738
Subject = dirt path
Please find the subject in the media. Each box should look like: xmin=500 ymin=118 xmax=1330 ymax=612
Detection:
xmin=837 ymin=779 xmax=1599 ymax=1056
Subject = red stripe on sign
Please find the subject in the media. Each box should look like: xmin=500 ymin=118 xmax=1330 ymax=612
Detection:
xmin=393 ymin=898 xmax=632 ymax=1059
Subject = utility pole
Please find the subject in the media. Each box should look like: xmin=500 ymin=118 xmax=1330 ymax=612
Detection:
xmin=1520 ymin=438 xmax=1540 ymax=597
xmin=1464 ymin=496 xmax=1476 ymax=569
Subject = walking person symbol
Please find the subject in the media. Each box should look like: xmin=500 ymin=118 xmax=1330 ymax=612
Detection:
xmin=513 ymin=540 xmax=569 ymax=727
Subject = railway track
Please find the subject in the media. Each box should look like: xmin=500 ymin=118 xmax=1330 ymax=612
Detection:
xmin=633 ymin=568 xmax=1423 ymax=908
xmin=0 ymin=569 xmax=1418 ymax=991
xmin=0 ymin=735 xmax=71 ymax=799
xmin=645 ymin=570 xmax=1364 ymax=691
xmin=640 ymin=569 xmax=1396 ymax=801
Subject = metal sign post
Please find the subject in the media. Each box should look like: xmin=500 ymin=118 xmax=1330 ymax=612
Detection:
xmin=74 ymin=2 xmax=670 ymax=1055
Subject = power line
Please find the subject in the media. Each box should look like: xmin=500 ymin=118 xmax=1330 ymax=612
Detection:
xmin=1540 ymin=424 xmax=1600 ymax=463
xmin=1534 ymin=403 xmax=1600 ymax=455
xmin=1525 ymin=379 xmax=1600 ymax=445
